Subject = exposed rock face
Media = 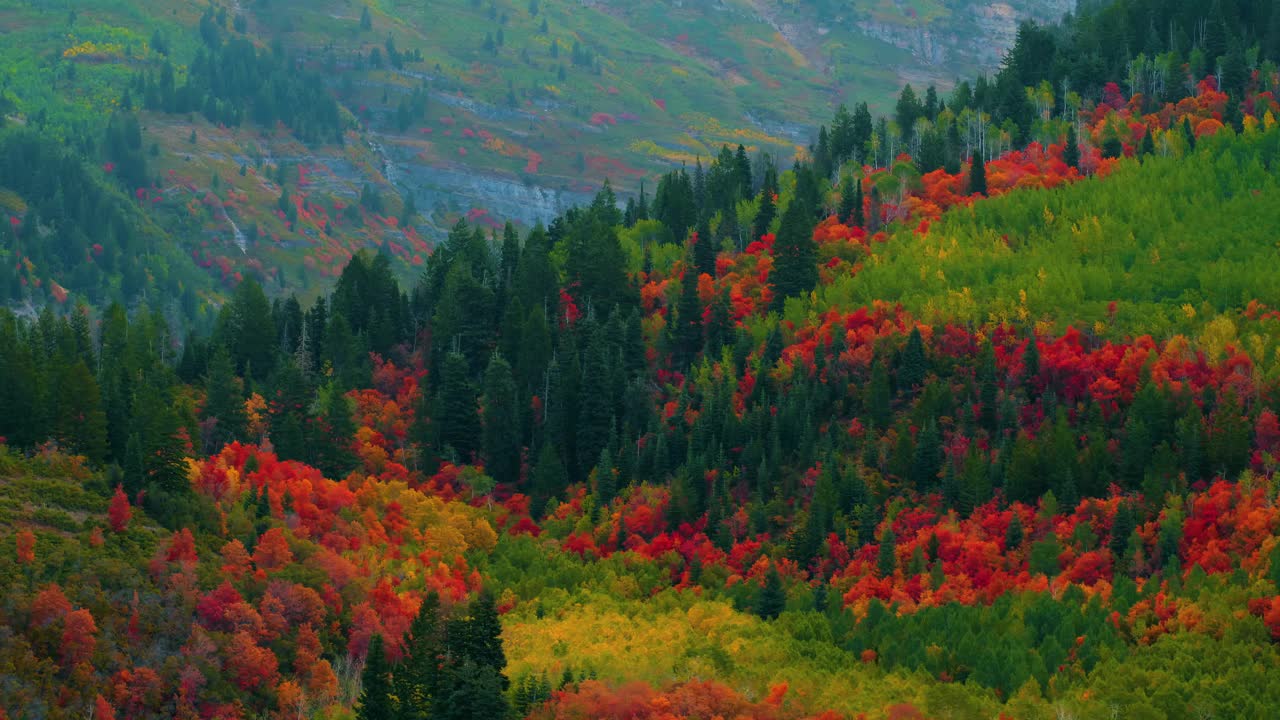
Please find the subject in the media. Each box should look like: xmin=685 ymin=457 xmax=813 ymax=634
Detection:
xmin=857 ymin=0 xmax=1076 ymax=69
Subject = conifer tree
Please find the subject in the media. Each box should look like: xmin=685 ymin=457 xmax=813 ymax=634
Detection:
xmin=318 ymin=383 xmax=357 ymax=479
xmin=755 ymin=564 xmax=786 ymax=620
xmin=202 ymin=347 xmax=246 ymax=451
xmin=530 ymin=441 xmax=567 ymax=518
xmin=769 ymin=198 xmax=818 ymax=310
xmin=482 ymin=355 xmax=521 ymax=484
xmin=877 ymin=529 xmax=898 ymax=577
xmin=438 ymin=352 xmax=481 ymax=462
xmin=969 ymin=150 xmax=987 ymax=196
xmin=1064 ymin=125 xmax=1080 ymax=169
xmin=357 ymin=634 xmax=395 ymax=720
xmin=397 ymin=592 xmax=442 ymax=719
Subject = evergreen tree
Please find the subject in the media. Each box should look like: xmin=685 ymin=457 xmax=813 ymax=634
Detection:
xmin=318 ymin=383 xmax=357 ymax=479
xmin=769 ymin=198 xmax=818 ymax=310
xmin=575 ymin=328 xmax=612 ymax=480
xmin=202 ymin=347 xmax=246 ymax=452
xmin=438 ymin=353 xmax=481 ymax=462
xmin=877 ymin=529 xmax=897 ymax=577
xmin=438 ymin=661 xmax=509 ymax=720
xmin=482 ymin=355 xmax=521 ymax=484
xmin=460 ymin=589 xmax=508 ymax=687
xmin=397 ymin=592 xmax=441 ymax=719
xmin=530 ymin=441 xmax=567 ymax=518
xmin=754 ymin=564 xmax=786 ymax=620
xmin=969 ymin=151 xmax=987 ymax=196
xmin=898 ymin=326 xmax=928 ymax=392
xmin=357 ymin=634 xmax=395 ymax=720
xmin=1064 ymin=125 xmax=1080 ymax=169
xmin=674 ymin=262 xmax=704 ymax=368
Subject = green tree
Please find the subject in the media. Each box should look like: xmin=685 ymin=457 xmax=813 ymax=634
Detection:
xmin=318 ymin=383 xmax=357 ymax=479
xmin=1064 ymin=125 xmax=1080 ymax=169
xmin=969 ymin=151 xmax=987 ymax=196
xmin=530 ymin=441 xmax=567 ymax=518
xmin=397 ymin=592 xmax=442 ymax=719
xmin=482 ymin=355 xmax=521 ymax=484
xmin=898 ymin=326 xmax=928 ymax=392
xmin=202 ymin=347 xmax=246 ymax=452
xmin=438 ymin=353 xmax=481 ymax=462
xmin=357 ymin=634 xmax=395 ymax=720
xmin=877 ymin=528 xmax=897 ymax=577
xmin=769 ymin=197 xmax=818 ymax=309
xmin=755 ymin=564 xmax=786 ymax=620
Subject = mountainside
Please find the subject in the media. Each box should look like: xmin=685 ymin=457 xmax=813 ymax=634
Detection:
xmin=7 ymin=0 xmax=1280 ymax=719
xmin=0 ymin=0 xmax=1070 ymax=325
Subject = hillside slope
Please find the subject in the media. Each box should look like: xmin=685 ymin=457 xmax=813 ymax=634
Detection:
xmin=0 ymin=0 xmax=1070 ymax=323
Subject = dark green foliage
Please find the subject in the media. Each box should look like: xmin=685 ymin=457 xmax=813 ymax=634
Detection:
xmin=530 ymin=442 xmax=567 ymax=518
xmin=317 ymin=383 xmax=358 ymax=479
xmin=1064 ymin=126 xmax=1080 ymax=169
xmin=769 ymin=196 xmax=818 ymax=309
xmin=898 ymin=327 xmax=927 ymax=392
xmin=969 ymin=151 xmax=987 ymax=196
xmin=438 ymin=353 xmax=482 ymax=462
xmin=202 ymin=347 xmax=246 ymax=452
xmin=357 ymin=634 xmax=395 ymax=720
xmin=877 ymin=529 xmax=897 ymax=577
xmin=754 ymin=564 xmax=786 ymax=620
xmin=482 ymin=355 xmax=522 ymax=484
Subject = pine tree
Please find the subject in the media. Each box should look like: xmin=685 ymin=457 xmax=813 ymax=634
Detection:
xmin=357 ymin=634 xmax=394 ymax=720
xmin=530 ymin=442 xmax=566 ymax=518
xmin=438 ymin=353 xmax=481 ymax=462
xmin=202 ymin=347 xmax=246 ymax=451
xmin=397 ymin=592 xmax=442 ymax=719
xmin=754 ymin=564 xmax=786 ymax=620
xmin=482 ymin=355 xmax=521 ymax=484
xmin=969 ymin=151 xmax=987 ymax=196
xmin=867 ymin=358 xmax=892 ymax=428
xmin=438 ymin=661 xmax=509 ymax=720
xmin=769 ymin=198 xmax=818 ymax=310
xmin=1006 ymin=513 xmax=1024 ymax=551
xmin=876 ymin=529 xmax=897 ymax=577
xmin=1064 ymin=125 xmax=1080 ymax=169
xmin=318 ymin=383 xmax=357 ymax=479
xmin=674 ymin=263 xmax=704 ymax=368
xmin=575 ymin=328 xmax=612 ymax=480
xmin=460 ymin=590 xmax=508 ymax=688
xmin=898 ymin=326 xmax=927 ymax=393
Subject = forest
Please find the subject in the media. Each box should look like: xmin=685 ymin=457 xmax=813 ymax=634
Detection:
xmin=4 ymin=0 xmax=1280 ymax=718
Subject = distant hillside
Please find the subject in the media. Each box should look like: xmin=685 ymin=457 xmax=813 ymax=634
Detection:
xmin=0 ymin=0 xmax=1070 ymax=323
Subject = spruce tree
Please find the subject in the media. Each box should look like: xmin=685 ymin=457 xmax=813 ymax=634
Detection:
xmin=969 ymin=151 xmax=987 ymax=196
xmin=754 ymin=564 xmax=786 ymax=620
xmin=769 ymin=198 xmax=818 ymax=310
xmin=397 ymin=592 xmax=442 ymax=719
xmin=437 ymin=352 xmax=481 ymax=462
xmin=482 ymin=355 xmax=521 ymax=484
xmin=674 ymin=263 xmax=704 ymax=368
xmin=318 ymin=383 xmax=357 ymax=479
xmin=876 ymin=528 xmax=897 ymax=577
xmin=202 ymin=347 xmax=246 ymax=451
xmin=357 ymin=634 xmax=395 ymax=720
xmin=1064 ymin=125 xmax=1080 ymax=169
xmin=575 ymin=328 xmax=612 ymax=479
xmin=898 ymin=326 xmax=927 ymax=393
xmin=530 ymin=438 xmax=566 ymax=518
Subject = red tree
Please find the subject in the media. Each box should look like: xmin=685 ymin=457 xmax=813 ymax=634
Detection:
xmin=108 ymin=485 xmax=132 ymax=533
